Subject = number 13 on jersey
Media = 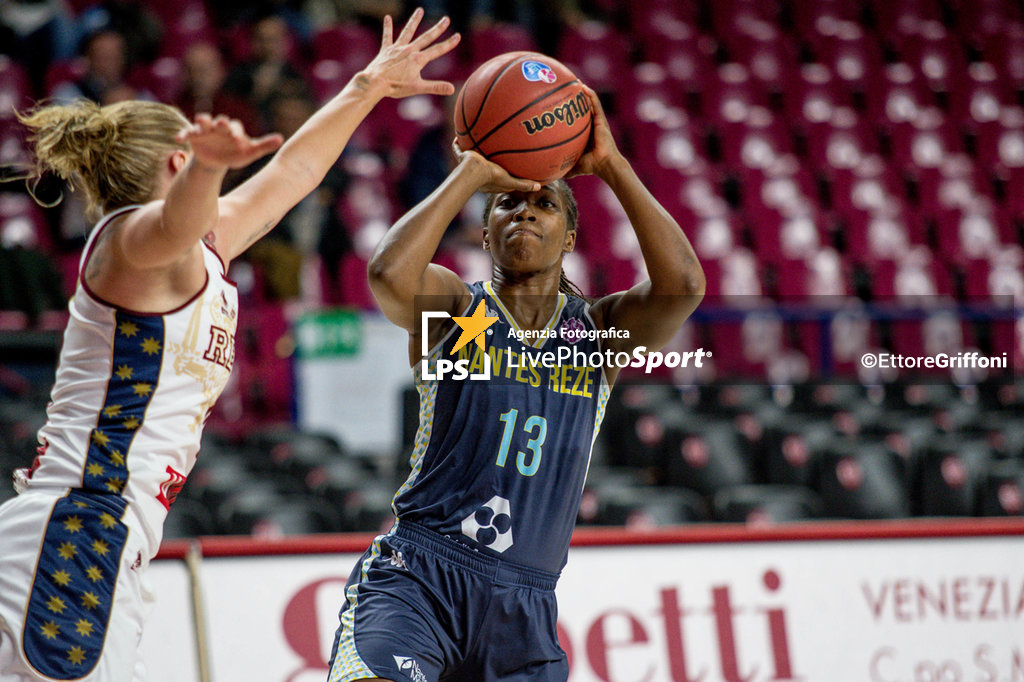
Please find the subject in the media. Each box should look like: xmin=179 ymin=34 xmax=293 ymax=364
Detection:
xmin=496 ymin=409 xmax=547 ymax=476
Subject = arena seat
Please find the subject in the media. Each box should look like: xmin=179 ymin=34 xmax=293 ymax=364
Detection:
xmin=816 ymin=442 xmax=911 ymax=518
xmin=979 ymin=459 xmax=1024 ymax=516
xmin=915 ymin=435 xmax=994 ymax=516
xmin=712 ymin=484 xmax=824 ymax=523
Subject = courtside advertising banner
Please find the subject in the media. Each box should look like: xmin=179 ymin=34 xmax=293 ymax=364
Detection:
xmin=143 ymin=529 xmax=1024 ymax=682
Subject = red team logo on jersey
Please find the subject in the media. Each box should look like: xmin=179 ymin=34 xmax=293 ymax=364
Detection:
xmin=156 ymin=465 xmax=186 ymax=509
xmin=203 ymin=325 xmax=236 ymax=370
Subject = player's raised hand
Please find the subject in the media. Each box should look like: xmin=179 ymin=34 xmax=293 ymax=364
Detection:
xmin=363 ymin=7 xmax=461 ymax=99
xmin=176 ymin=113 xmax=283 ymax=170
xmin=452 ymin=140 xmax=541 ymax=193
xmin=566 ymin=85 xmax=623 ymax=179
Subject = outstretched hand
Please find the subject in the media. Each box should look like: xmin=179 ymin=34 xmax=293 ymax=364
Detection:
xmin=363 ymin=7 xmax=461 ymax=99
xmin=566 ymin=85 xmax=622 ymax=179
xmin=452 ymin=140 xmax=541 ymax=193
xmin=176 ymin=114 xmax=284 ymax=170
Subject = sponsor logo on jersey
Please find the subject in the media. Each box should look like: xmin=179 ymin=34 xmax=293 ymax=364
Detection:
xmin=521 ymin=60 xmax=556 ymax=83
xmin=393 ymin=656 xmax=428 ymax=682
xmin=461 ymin=495 xmax=514 ymax=553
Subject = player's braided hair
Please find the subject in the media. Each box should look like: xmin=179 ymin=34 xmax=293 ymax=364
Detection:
xmin=482 ymin=178 xmax=589 ymax=300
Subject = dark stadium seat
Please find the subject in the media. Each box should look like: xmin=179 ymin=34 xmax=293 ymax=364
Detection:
xmin=660 ymin=422 xmax=754 ymax=495
xmin=915 ymin=435 xmax=993 ymax=516
xmin=595 ymin=484 xmax=709 ymax=526
xmin=712 ymin=484 xmax=824 ymax=523
xmin=979 ymin=459 xmax=1024 ymax=516
xmin=816 ymin=442 xmax=911 ymax=519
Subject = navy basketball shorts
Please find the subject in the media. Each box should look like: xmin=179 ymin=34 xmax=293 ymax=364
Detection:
xmin=328 ymin=521 xmax=567 ymax=682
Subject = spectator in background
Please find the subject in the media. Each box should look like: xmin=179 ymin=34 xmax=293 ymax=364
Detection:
xmin=302 ymin=0 xmax=403 ymax=32
xmin=51 ymin=29 xmax=154 ymax=104
xmin=223 ymin=14 xmax=311 ymax=129
xmin=421 ymin=0 xmax=583 ymax=54
xmin=0 ymin=0 xmax=77 ymax=92
xmin=177 ymin=42 xmax=262 ymax=136
xmin=233 ymin=89 xmax=351 ymax=303
xmin=73 ymin=0 xmax=163 ymax=66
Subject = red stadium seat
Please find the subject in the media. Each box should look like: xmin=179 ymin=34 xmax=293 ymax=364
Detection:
xmin=557 ymin=20 xmax=632 ymax=95
xmin=813 ymin=21 xmax=884 ymax=95
xmin=900 ymin=21 xmax=969 ymax=96
xmin=467 ymin=24 xmax=537 ymax=65
xmin=312 ymin=23 xmax=378 ymax=63
xmin=774 ymin=248 xmax=850 ymax=300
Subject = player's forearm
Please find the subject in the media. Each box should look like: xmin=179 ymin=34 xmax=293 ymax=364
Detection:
xmin=369 ymin=161 xmax=484 ymax=291
xmin=159 ymin=157 xmax=227 ymax=251
xmin=600 ymin=156 xmax=705 ymax=297
xmin=265 ymin=73 xmax=387 ymax=203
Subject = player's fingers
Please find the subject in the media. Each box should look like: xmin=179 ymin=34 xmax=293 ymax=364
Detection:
xmin=192 ymin=113 xmax=214 ymax=133
xmin=175 ymin=124 xmax=197 ymax=142
xmin=251 ymin=133 xmax=284 ymax=155
xmin=508 ymin=177 xmax=541 ymax=192
xmin=410 ymin=15 xmax=450 ymax=50
xmin=396 ymin=6 xmax=424 ymax=45
xmin=582 ymin=85 xmax=605 ymax=118
xmin=380 ymin=14 xmax=393 ymax=48
xmin=419 ymin=79 xmax=455 ymax=96
xmin=420 ymin=32 xmax=460 ymax=62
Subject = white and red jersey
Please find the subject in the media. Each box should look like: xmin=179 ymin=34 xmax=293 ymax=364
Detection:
xmin=23 ymin=206 xmax=238 ymax=557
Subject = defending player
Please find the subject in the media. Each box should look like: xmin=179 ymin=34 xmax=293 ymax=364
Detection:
xmin=0 ymin=9 xmax=458 ymax=680
xmin=329 ymin=86 xmax=704 ymax=681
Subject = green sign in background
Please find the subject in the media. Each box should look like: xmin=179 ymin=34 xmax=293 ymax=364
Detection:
xmin=294 ymin=309 xmax=362 ymax=358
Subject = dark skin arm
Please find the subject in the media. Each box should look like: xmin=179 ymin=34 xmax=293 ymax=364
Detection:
xmin=578 ymin=86 xmax=705 ymax=361
xmin=367 ymin=146 xmax=539 ymax=362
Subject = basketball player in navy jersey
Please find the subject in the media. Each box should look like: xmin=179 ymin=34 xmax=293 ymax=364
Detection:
xmin=328 ymin=85 xmax=704 ymax=682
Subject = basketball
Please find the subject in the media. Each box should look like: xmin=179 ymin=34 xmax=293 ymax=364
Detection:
xmin=455 ymin=52 xmax=593 ymax=183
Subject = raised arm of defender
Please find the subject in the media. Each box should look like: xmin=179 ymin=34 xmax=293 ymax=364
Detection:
xmin=215 ymin=8 xmax=461 ymax=262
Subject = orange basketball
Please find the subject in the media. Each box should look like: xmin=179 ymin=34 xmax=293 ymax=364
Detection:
xmin=455 ymin=52 xmax=593 ymax=183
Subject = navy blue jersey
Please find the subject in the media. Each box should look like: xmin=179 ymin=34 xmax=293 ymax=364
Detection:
xmin=394 ymin=281 xmax=610 ymax=573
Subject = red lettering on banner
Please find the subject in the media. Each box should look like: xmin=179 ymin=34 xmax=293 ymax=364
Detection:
xmin=711 ymin=586 xmax=756 ymax=682
xmin=980 ymin=577 xmax=997 ymax=620
xmin=917 ymin=580 xmax=947 ymax=619
xmin=975 ymin=645 xmax=998 ymax=681
xmin=863 ymin=576 xmax=1024 ymax=623
xmin=761 ymin=570 xmax=795 ymax=681
xmin=659 ymin=587 xmax=706 ymax=682
xmin=862 ymin=582 xmax=888 ymax=619
xmin=281 ymin=577 xmax=348 ymax=681
xmin=585 ymin=609 xmax=654 ymax=682
xmin=954 ymin=577 xmax=970 ymax=619
xmin=893 ymin=579 xmax=911 ymax=621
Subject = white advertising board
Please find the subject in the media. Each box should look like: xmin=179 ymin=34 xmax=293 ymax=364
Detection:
xmin=144 ymin=533 xmax=1024 ymax=682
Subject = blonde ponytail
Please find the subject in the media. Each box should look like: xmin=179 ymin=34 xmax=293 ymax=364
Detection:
xmin=17 ymin=99 xmax=189 ymax=217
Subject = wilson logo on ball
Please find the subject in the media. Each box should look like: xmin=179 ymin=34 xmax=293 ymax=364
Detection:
xmin=521 ymin=60 xmax=557 ymax=83
xmin=521 ymin=91 xmax=592 ymax=136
